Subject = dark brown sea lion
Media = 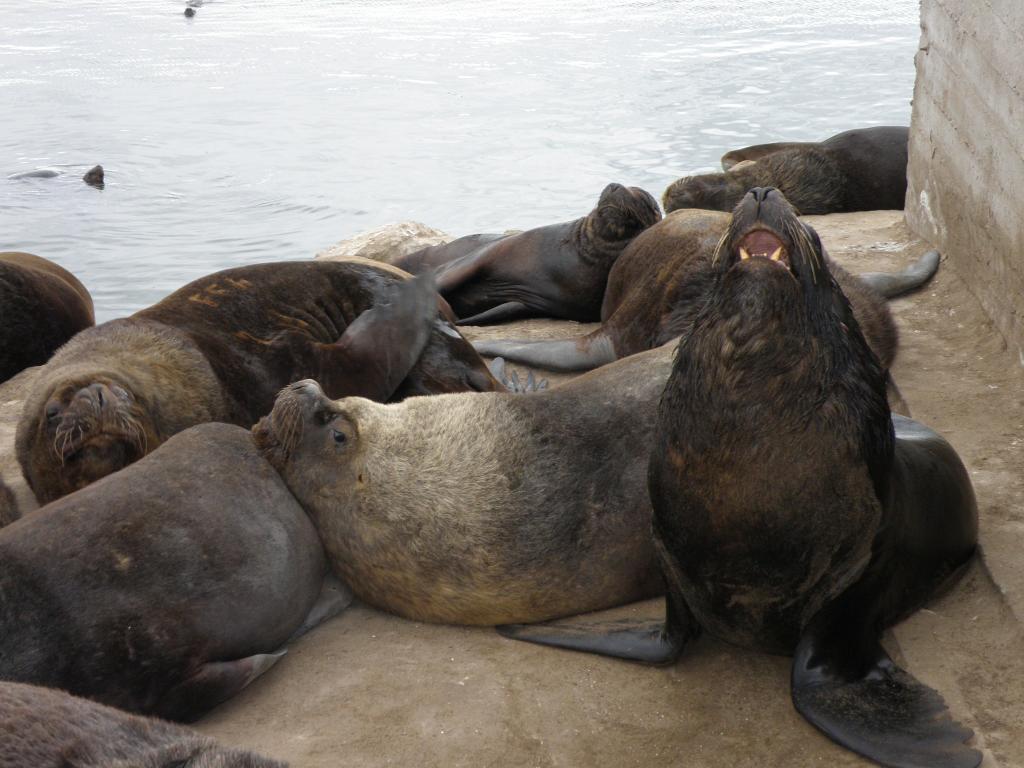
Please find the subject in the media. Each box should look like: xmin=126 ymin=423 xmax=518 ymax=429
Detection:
xmin=500 ymin=188 xmax=980 ymax=768
xmin=392 ymin=183 xmax=662 ymax=325
xmin=0 ymin=251 xmax=95 ymax=383
xmin=251 ymin=345 xmax=678 ymax=626
xmin=82 ymin=164 xmax=105 ymax=188
xmin=472 ymin=208 xmax=938 ymax=376
xmin=17 ymin=261 xmax=501 ymax=504
xmin=0 ymin=681 xmax=284 ymax=767
xmin=0 ymin=422 xmax=348 ymax=722
xmin=663 ymin=126 xmax=909 ymax=214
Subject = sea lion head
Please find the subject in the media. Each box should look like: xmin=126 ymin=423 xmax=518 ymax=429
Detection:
xmin=253 ymin=379 xmax=364 ymax=493
xmin=662 ymin=170 xmax=751 ymax=214
xmin=588 ymin=183 xmax=662 ymax=244
xmin=391 ymin=317 xmax=504 ymax=398
xmin=18 ymin=372 xmax=157 ymax=504
xmin=711 ymin=186 xmax=837 ymax=329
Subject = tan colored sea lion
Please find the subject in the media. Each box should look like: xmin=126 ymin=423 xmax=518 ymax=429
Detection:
xmin=0 ymin=422 xmax=348 ymax=722
xmin=472 ymin=207 xmax=937 ymax=377
xmin=17 ymin=262 xmax=501 ymax=504
xmin=392 ymin=183 xmax=662 ymax=325
xmin=0 ymin=681 xmax=284 ymax=767
xmin=663 ymin=126 xmax=909 ymax=214
xmin=251 ymin=345 xmax=679 ymax=626
xmin=0 ymin=251 xmax=94 ymax=383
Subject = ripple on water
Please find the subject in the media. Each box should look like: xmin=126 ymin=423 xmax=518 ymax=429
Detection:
xmin=1 ymin=0 xmax=920 ymax=322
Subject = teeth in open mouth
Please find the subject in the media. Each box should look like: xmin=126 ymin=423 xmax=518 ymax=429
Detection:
xmin=740 ymin=247 xmax=751 ymax=260
xmin=770 ymin=247 xmax=782 ymax=261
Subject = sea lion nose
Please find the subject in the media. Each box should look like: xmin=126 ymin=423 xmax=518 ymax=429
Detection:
xmin=75 ymin=383 xmax=111 ymax=410
xmin=750 ymin=187 xmax=776 ymax=202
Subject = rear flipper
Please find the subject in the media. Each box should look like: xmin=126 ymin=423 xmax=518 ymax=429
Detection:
xmin=487 ymin=357 xmax=548 ymax=393
xmin=497 ymin=595 xmax=697 ymax=666
xmin=457 ymin=301 xmax=532 ymax=326
xmin=473 ymin=331 xmax=617 ymax=372
xmin=157 ymin=651 xmax=287 ymax=722
xmin=791 ymin=629 xmax=980 ymax=768
xmin=860 ymin=250 xmax=940 ymax=299
xmin=287 ymin=572 xmax=354 ymax=644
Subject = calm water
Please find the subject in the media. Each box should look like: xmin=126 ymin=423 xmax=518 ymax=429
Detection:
xmin=1 ymin=1 xmax=920 ymax=321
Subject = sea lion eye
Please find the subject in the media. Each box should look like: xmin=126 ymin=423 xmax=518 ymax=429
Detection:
xmin=45 ymin=403 xmax=61 ymax=422
xmin=332 ymin=429 xmax=347 ymax=445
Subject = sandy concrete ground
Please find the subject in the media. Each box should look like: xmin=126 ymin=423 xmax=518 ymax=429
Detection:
xmin=1 ymin=211 xmax=1022 ymax=766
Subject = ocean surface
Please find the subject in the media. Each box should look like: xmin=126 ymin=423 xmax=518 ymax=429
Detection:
xmin=1 ymin=0 xmax=921 ymax=321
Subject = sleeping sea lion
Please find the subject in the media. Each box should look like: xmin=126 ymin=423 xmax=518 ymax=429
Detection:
xmin=0 ymin=422 xmax=349 ymax=722
xmin=17 ymin=262 xmax=501 ymax=504
xmin=663 ymin=126 xmax=909 ymax=214
xmin=392 ymin=183 xmax=662 ymax=325
xmin=0 ymin=251 xmax=95 ymax=383
xmin=499 ymin=188 xmax=980 ymax=768
xmin=472 ymin=207 xmax=937 ymax=377
xmin=0 ymin=681 xmax=284 ymax=767
xmin=250 ymin=345 xmax=681 ymax=626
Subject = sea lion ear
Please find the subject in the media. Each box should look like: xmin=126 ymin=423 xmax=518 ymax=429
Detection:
xmin=331 ymin=272 xmax=438 ymax=402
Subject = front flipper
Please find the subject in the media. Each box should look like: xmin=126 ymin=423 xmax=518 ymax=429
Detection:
xmin=457 ymin=301 xmax=532 ymax=326
xmin=792 ymin=631 xmax=980 ymax=768
xmin=286 ymin=572 xmax=354 ymax=644
xmin=498 ymin=595 xmax=697 ymax=665
xmin=322 ymin=272 xmax=438 ymax=401
xmin=473 ymin=331 xmax=617 ymax=372
xmin=156 ymin=651 xmax=287 ymax=722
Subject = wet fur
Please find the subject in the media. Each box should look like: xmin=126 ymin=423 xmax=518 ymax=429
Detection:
xmin=0 ymin=252 xmax=94 ymax=383
xmin=663 ymin=126 xmax=909 ymax=215
xmin=0 ymin=682 xmax=284 ymax=767
xmin=254 ymin=348 xmax=675 ymax=626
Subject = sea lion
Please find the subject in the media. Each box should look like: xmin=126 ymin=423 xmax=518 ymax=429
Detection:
xmin=499 ymin=188 xmax=980 ymax=768
xmin=392 ymin=183 xmax=662 ymax=325
xmin=17 ymin=262 xmax=501 ymax=504
xmin=472 ymin=207 xmax=937 ymax=377
xmin=251 ymin=345 xmax=679 ymax=626
xmin=0 ymin=681 xmax=285 ymax=767
xmin=0 ymin=251 xmax=95 ymax=383
xmin=663 ymin=126 xmax=909 ymax=214
xmin=82 ymin=164 xmax=104 ymax=188
xmin=0 ymin=422 xmax=349 ymax=722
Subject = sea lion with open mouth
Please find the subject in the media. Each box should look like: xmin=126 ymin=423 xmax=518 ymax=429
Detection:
xmin=499 ymin=187 xmax=980 ymax=768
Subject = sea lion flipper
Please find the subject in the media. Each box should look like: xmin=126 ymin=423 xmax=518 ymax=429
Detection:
xmin=156 ymin=651 xmax=287 ymax=722
xmin=498 ymin=618 xmax=680 ymax=664
xmin=498 ymin=596 xmax=694 ymax=665
xmin=791 ymin=632 xmax=981 ymax=768
xmin=859 ymin=250 xmax=941 ymax=299
xmin=457 ymin=301 xmax=531 ymax=326
xmin=487 ymin=357 xmax=548 ymax=393
xmin=286 ymin=572 xmax=354 ymax=643
xmin=473 ymin=332 xmax=616 ymax=372
xmin=327 ymin=272 xmax=438 ymax=401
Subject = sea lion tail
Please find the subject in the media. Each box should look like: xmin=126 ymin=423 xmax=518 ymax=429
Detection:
xmin=859 ymin=249 xmax=940 ymax=299
xmin=472 ymin=331 xmax=616 ymax=373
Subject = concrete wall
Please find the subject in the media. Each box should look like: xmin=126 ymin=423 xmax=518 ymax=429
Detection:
xmin=906 ymin=0 xmax=1024 ymax=361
